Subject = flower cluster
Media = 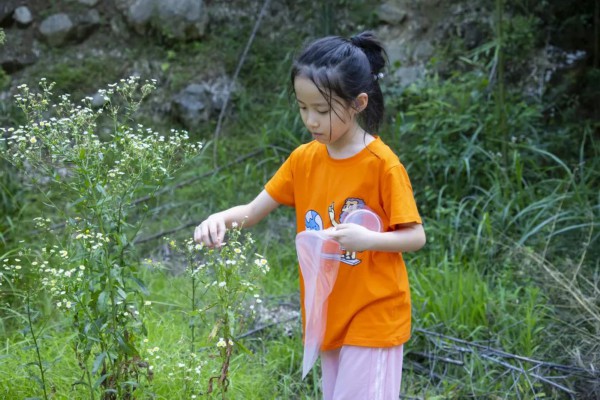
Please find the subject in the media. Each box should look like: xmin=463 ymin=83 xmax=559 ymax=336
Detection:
xmin=166 ymin=228 xmax=269 ymax=383
xmin=138 ymin=338 xmax=206 ymax=394
xmin=216 ymin=337 xmax=234 ymax=348
xmin=73 ymin=228 xmax=110 ymax=252
xmin=0 ymin=78 xmax=201 ymax=197
xmin=1 ymin=257 xmax=23 ymax=286
xmin=37 ymin=254 xmax=86 ymax=308
xmin=253 ymin=255 xmax=270 ymax=273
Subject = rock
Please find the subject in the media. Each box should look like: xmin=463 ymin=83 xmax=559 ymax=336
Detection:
xmin=13 ymin=6 xmax=33 ymax=26
xmin=0 ymin=49 xmax=38 ymax=73
xmin=461 ymin=21 xmax=485 ymax=50
xmin=206 ymin=76 xmax=235 ymax=111
xmin=78 ymin=0 xmax=100 ymax=6
xmin=394 ymin=65 xmax=426 ymax=87
xmin=38 ymin=13 xmax=74 ymax=46
xmin=0 ymin=29 xmax=38 ymax=73
xmin=0 ymin=1 xmax=17 ymax=26
xmin=171 ymin=78 xmax=235 ymax=130
xmin=171 ymin=83 xmax=211 ymax=129
xmin=91 ymin=91 xmax=108 ymax=108
xmin=38 ymin=10 xmax=101 ymax=47
xmin=413 ymin=40 xmax=435 ymax=60
xmin=377 ymin=1 xmax=409 ymax=25
xmin=126 ymin=0 xmax=208 ymax=40
xmin=110 ymin=15 xmax=130 ymax=38
xmin=71 ymin=9 xmax=101 ymax=43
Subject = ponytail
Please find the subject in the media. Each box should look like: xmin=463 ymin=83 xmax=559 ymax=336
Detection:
xmin=349 ymin=31 xmax=387 ymax=134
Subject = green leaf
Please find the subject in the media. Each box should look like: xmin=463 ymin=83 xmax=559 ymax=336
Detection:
xmin=92 ymin=351 xmax=107 ymax=374
xmin=93 ymin=373 xmax=110 ymax=389
xmin=116 ymin=334 xmax=137 ymax=356
xmin=95 ymin=183 xmax=107 ymax=196
xmin=132 ymin=277 xmax=149 ymax=295
xmin=232 ymin=338 xmax=253 ymax=356
xmin=97 ymin=291 xmax=109 ymax=312
xmin=116 ymin=287 xmax=128 ymax=301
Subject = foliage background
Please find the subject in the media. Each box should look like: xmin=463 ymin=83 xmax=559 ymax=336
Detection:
xmin=0 ymin=0 xmax=599 ymax=398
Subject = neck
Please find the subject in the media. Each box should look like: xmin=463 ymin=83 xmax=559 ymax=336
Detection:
xmin=327 ymin=125 xmax=374 ymax=159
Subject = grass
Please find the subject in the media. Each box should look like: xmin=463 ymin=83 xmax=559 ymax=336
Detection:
xmin=4 ymin=114 xmax=568 ymax=398
xmin=0 ymin=264 xmax=309 ymax=399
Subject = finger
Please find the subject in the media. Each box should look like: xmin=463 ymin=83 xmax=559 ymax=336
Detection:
xmin=323 ymin=229 xmax=339 ymax=239
xmin=200 ymin=222 xmax=216 ymax=247
xmin=214 ymin=221 xmax=226 ymax=246
xmin=194 ymin=224 xmax=202 ymax=243
xmin=208 ymin=225 xmax=219 ymax=246
xmin=334 ymin=224 xmax=350 ymax=230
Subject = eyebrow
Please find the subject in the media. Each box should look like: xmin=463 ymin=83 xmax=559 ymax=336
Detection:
xmin=296 ymin=98 xmax=329 ymax=107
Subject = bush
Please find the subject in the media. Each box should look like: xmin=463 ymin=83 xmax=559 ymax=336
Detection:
xmin=0 ymin=77 xmax=199 ymax=398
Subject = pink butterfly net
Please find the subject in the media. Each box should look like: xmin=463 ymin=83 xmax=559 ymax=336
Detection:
xmin=295 ymin=209 xmax=382 ymax=378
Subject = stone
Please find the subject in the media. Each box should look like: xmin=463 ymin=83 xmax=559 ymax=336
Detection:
xmin=91 ymin=91 xmax=108 ymax=108
xmin=13 ymin=6 xmax=33 ymax=26
xmin=377 ymin=2 xmax=409 ymax=25
xmin=126 ymin=0 xmax=208 ymax=40
xmin=413 ymin=40 xmax=435 ymax=61
xmin=393 ymin=65 xmax=426 ymax=87
xmin=71 ymin=9 xmax=101 ymax=43
xmin=172 ymin=83 xmax=211 ymax=129
xmin=0 ymin=30 xmax=38 ymax=73
xmin=78 ymin=0 xmax=101 ymax=6
xmin=38 ymin=13 xmax=74 ymax=46
xmin=0 ymin=2 xmax=17 ymax=25
xmin=171 ymin=78 xmax=236 ymax=129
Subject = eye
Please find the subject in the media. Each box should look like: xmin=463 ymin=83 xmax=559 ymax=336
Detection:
xmin=317 ymin=109 xmax=329 ymax=115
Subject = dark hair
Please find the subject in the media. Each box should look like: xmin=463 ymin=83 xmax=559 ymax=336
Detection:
xmin=290 ymin=31 xmax=388 ymax=134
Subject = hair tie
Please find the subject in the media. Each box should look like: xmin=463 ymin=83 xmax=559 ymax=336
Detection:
xmin=373 ymin=72 xmax=384 ymax=81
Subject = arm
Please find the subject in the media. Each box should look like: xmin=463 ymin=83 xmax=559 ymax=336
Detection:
xmin=326 ymin=222 xmax=426 ymax=253
xmin=194 ymin=190 xmax=280 ymax=247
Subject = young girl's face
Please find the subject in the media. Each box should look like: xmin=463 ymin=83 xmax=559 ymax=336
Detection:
xmin=294 ymin=76 xmax=361 ymax=148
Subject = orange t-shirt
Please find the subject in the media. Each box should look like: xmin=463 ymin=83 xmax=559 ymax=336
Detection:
xmin=265 ymin=136 xmax=422 ymax=350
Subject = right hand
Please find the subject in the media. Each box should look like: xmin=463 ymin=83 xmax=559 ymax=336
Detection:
xmin=194 ymin=215 xmax=226 ymax=247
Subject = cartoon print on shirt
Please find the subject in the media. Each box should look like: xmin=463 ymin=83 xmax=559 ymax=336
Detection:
xmin=328 ymin=198 xmax=366 ymax=266
xmin=304 ymin=209 xmax=324 ymax=231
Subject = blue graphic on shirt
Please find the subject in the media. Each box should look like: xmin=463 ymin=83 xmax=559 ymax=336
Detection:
xmin=304 ymin=210 xmax=323 ymax=231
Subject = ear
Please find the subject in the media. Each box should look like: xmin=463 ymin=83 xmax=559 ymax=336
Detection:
xmin=353 ymin=93 xmax=368 ymax=113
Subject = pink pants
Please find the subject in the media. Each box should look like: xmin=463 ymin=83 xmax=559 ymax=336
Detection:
xmin=321 ymin=345 xmax=404 ymax=400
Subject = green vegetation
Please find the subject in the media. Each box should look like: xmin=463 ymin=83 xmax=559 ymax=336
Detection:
xmin=0 ymin=0 xmax=598 ymax=398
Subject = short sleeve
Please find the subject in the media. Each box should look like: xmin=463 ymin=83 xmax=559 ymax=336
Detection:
xmin=265 ymin=153 xmax=296 ymax=207
xmin=382 ymin=164 xmax=422 ymax=229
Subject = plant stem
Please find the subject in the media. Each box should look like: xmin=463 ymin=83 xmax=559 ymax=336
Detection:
xmin=495 ymin=0 xmax=508 ymax=166
xmin=595 ymin=0 xmax=599 ymax=69
xmin=191 ymin=273 xmax=196 ymax=354
xmin=186 ymin=269 xmax=197 ymax=396
xmin=26 ymin=293 xmax=49 ymax=400
xmin=86 ymin=368 xmax=96 ymax=400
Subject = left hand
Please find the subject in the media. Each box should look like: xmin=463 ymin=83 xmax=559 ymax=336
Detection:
xmin=325 ymin=223 xmax=375 ymax=252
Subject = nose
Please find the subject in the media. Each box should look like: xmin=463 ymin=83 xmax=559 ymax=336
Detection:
xmin=306 ymin=111 xmax=319 ymax=128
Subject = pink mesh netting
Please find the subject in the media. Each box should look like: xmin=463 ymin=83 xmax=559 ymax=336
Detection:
xmin=296 ymin=209 xmax=382 ymax=378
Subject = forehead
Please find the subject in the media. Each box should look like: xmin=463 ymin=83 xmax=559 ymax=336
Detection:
xmin=294 ymin=76 xmax=330 ymax=105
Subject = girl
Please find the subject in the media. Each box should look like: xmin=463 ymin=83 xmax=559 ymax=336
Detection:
xmin=194 ymin=31 xmax=425 ymax=399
